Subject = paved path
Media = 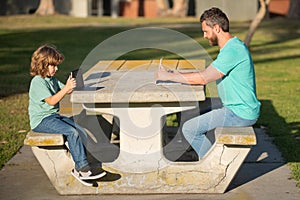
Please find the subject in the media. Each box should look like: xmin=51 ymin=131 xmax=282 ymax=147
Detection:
xmin=0 ymin=128 xmax=299 ymax=200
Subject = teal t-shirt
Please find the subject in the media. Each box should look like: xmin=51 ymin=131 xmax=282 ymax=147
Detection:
xmin=28 ymin=75 xmax=65 ymax=129
xmin=211 ymin=37 xmax=260 ymax=120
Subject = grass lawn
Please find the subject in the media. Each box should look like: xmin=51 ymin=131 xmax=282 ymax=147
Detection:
xmin=0 ymin=15 xmax=299 ymax=188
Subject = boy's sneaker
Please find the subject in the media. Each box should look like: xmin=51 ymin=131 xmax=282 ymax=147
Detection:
xmin=74 ymin=165 xmax=107 ymax=180
xmin=71 ymin=170 xmax=94 ymax=186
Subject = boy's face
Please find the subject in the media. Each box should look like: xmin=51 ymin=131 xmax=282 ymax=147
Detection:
xmin=47 ymin=65 xmax=58 ymax=77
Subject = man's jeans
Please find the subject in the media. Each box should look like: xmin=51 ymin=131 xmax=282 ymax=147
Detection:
xmin=33 ymin=114 xmax=89 ymax=169
xmin=182 ymin=107 xmax=257 ymax=159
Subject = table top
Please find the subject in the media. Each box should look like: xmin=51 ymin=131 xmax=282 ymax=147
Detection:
xmin=71 ymin=60 xmax=206 ymax=104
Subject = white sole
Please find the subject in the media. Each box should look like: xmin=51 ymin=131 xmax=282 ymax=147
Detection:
xmin=71 ymin=170 xmax=94 ymax=186
xmin=80 ymin=171 xmax=106 ymax=180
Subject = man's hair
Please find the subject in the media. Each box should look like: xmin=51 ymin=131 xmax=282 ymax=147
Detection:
xmin=30 ymin=44 xmax=64 ymax=78
xmin=200 ymin=7 xmax=229 ymax=32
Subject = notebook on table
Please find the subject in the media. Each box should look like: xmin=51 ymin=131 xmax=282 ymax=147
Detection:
xmin=155 ymin=58 xmax=182 ymax=85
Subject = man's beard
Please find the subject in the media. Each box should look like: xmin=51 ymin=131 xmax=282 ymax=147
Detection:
xmin=209 ymin=34 xmax=218 ymax=46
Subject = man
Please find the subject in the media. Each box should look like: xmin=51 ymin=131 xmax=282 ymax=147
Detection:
xmin=156 ymin=7 xmax=261 ymax=158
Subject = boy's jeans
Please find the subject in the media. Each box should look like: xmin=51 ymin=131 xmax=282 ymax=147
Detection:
xmin=182 ymin=107 xmax=257 ymax=159
xmin=33 ymin=114 xmax=89 ymax=169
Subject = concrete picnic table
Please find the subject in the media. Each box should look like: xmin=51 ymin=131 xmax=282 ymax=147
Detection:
xmin=24 ymin=59 xmax=256 ymax=194
xmin=70 ymin=59 xmax=206 ymax=173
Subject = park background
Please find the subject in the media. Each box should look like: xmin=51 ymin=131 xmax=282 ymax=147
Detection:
xmin=0 ymin=0 xmax=299 ymax=191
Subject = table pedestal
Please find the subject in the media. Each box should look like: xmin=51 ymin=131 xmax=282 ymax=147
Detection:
xmin=83 ymin=103 xmax=197 ymax=173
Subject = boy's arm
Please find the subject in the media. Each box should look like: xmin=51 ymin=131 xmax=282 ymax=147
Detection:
xmin=45 ymin=76 xmax=76 ymax=106
xmin=57 ymin=79 xmax=65 ymax=89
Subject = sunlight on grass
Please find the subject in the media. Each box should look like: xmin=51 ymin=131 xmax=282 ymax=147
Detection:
xmin=0 ymin=15 xmax=198 ymax=30
xmin=0 ymin=94 xmax=29 ymax=167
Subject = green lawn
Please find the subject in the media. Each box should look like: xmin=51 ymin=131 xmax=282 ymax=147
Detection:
xmin=0 ymin=15 xmax=299 ymax=187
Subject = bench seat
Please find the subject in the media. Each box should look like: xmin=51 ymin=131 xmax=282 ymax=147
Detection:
xmin=216 ymin=126 xmax=256 ymax=145
xmin=24 ymin=131 xmax=65 ymax=146
xmin=24 ymin=126 xmax=256 ymax=195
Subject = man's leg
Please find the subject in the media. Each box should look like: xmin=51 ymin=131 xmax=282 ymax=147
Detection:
xmin=182 ymin=107 xmax=257 ymax=158
xmin=182 ymin=107 xmax=227 ymax=158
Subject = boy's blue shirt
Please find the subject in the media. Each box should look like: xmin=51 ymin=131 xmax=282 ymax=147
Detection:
xmin=211 ymin=37 xmax=261 ymax=120
xmin=28 ymin=75 xmax=65 ymax=129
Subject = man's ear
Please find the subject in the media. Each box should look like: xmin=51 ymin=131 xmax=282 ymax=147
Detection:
xmin=213 ymin=24 xmax=221 ymax=34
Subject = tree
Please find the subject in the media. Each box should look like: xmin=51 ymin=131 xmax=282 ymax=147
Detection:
xmin=35 ymin=0 xmax=55 ymax=15
xmin=156 ymin=0 xmax=187 ymax=17
xmin=244 ymin=0 xmax=270 ymax=47
xmin=288 ymin=0 xmax=300 ymax=18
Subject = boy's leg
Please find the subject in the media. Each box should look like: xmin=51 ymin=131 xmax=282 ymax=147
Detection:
xmin=33 ymin=114 xmax=88 ymax=169
xmin=33 ymin=114 xmax=107 ymax=180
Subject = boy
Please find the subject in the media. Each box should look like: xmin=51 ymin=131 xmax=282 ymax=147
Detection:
xmin=28 ymin=44 xmax=106 ymax=185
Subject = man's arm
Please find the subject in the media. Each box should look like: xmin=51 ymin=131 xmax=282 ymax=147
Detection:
xmin=156 ymin=65 xmax=224 ymax=85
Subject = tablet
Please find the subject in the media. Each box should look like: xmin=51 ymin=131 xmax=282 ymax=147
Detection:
xmin=71 ymin=68 xmax=84 ymax=90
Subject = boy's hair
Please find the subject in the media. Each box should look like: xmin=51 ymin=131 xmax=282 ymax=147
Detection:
xmin=30 ymin=44 xmax=64 ymax=78
xmin=200 ymin=7 xmax=229 ymax=32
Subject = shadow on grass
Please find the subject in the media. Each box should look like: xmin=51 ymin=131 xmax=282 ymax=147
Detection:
xmin=161 ymin=98 xmax=299 ymax=191
xmin=254 ymin=54 xmax=300 ymax=64
xmin=227 ymin=99 xmax=300 ymax=191
xmin=0 ymin=27 xmax=127 ymax=98
xmin=1 ymin=26 xmax=207 ymax=97
xmin=1 ymin=18 xmax=299 ymax=98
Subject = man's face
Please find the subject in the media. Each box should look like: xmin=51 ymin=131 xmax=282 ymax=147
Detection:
xmin=201 ymin=21 xmax=218 ymax=46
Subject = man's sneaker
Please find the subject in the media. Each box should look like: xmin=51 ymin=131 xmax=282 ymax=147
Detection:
xmin=75 ymin=165 xmax=107 ymax=180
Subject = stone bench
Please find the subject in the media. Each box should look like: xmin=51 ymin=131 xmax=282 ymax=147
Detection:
xmin=23 ymin=131 xmax=78 ymax=194
xmin=24 ymin=131 xmax=65 ymax=146
xmin=24 ymin=126 xmax=256 ymax=195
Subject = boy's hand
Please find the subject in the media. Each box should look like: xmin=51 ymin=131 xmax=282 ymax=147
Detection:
xmin=65 ymin=75 xmax=76 ymax=94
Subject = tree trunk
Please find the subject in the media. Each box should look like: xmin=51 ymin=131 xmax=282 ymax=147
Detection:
xmin=288 ymin=0 xmax=300 ymax=18
xmin=244 ymin=0 xmax=270 ymax=47
xmin=156 ymin=0 xmax=187 ymax=17
xmin=171 ymin=0 xmax=187 ymax=17
xmin=35 ymin=0 xmax=55 ymax=15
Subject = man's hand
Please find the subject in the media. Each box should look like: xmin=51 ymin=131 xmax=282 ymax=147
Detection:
xmin=155 ymin=63 xmax=178 ymax=81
